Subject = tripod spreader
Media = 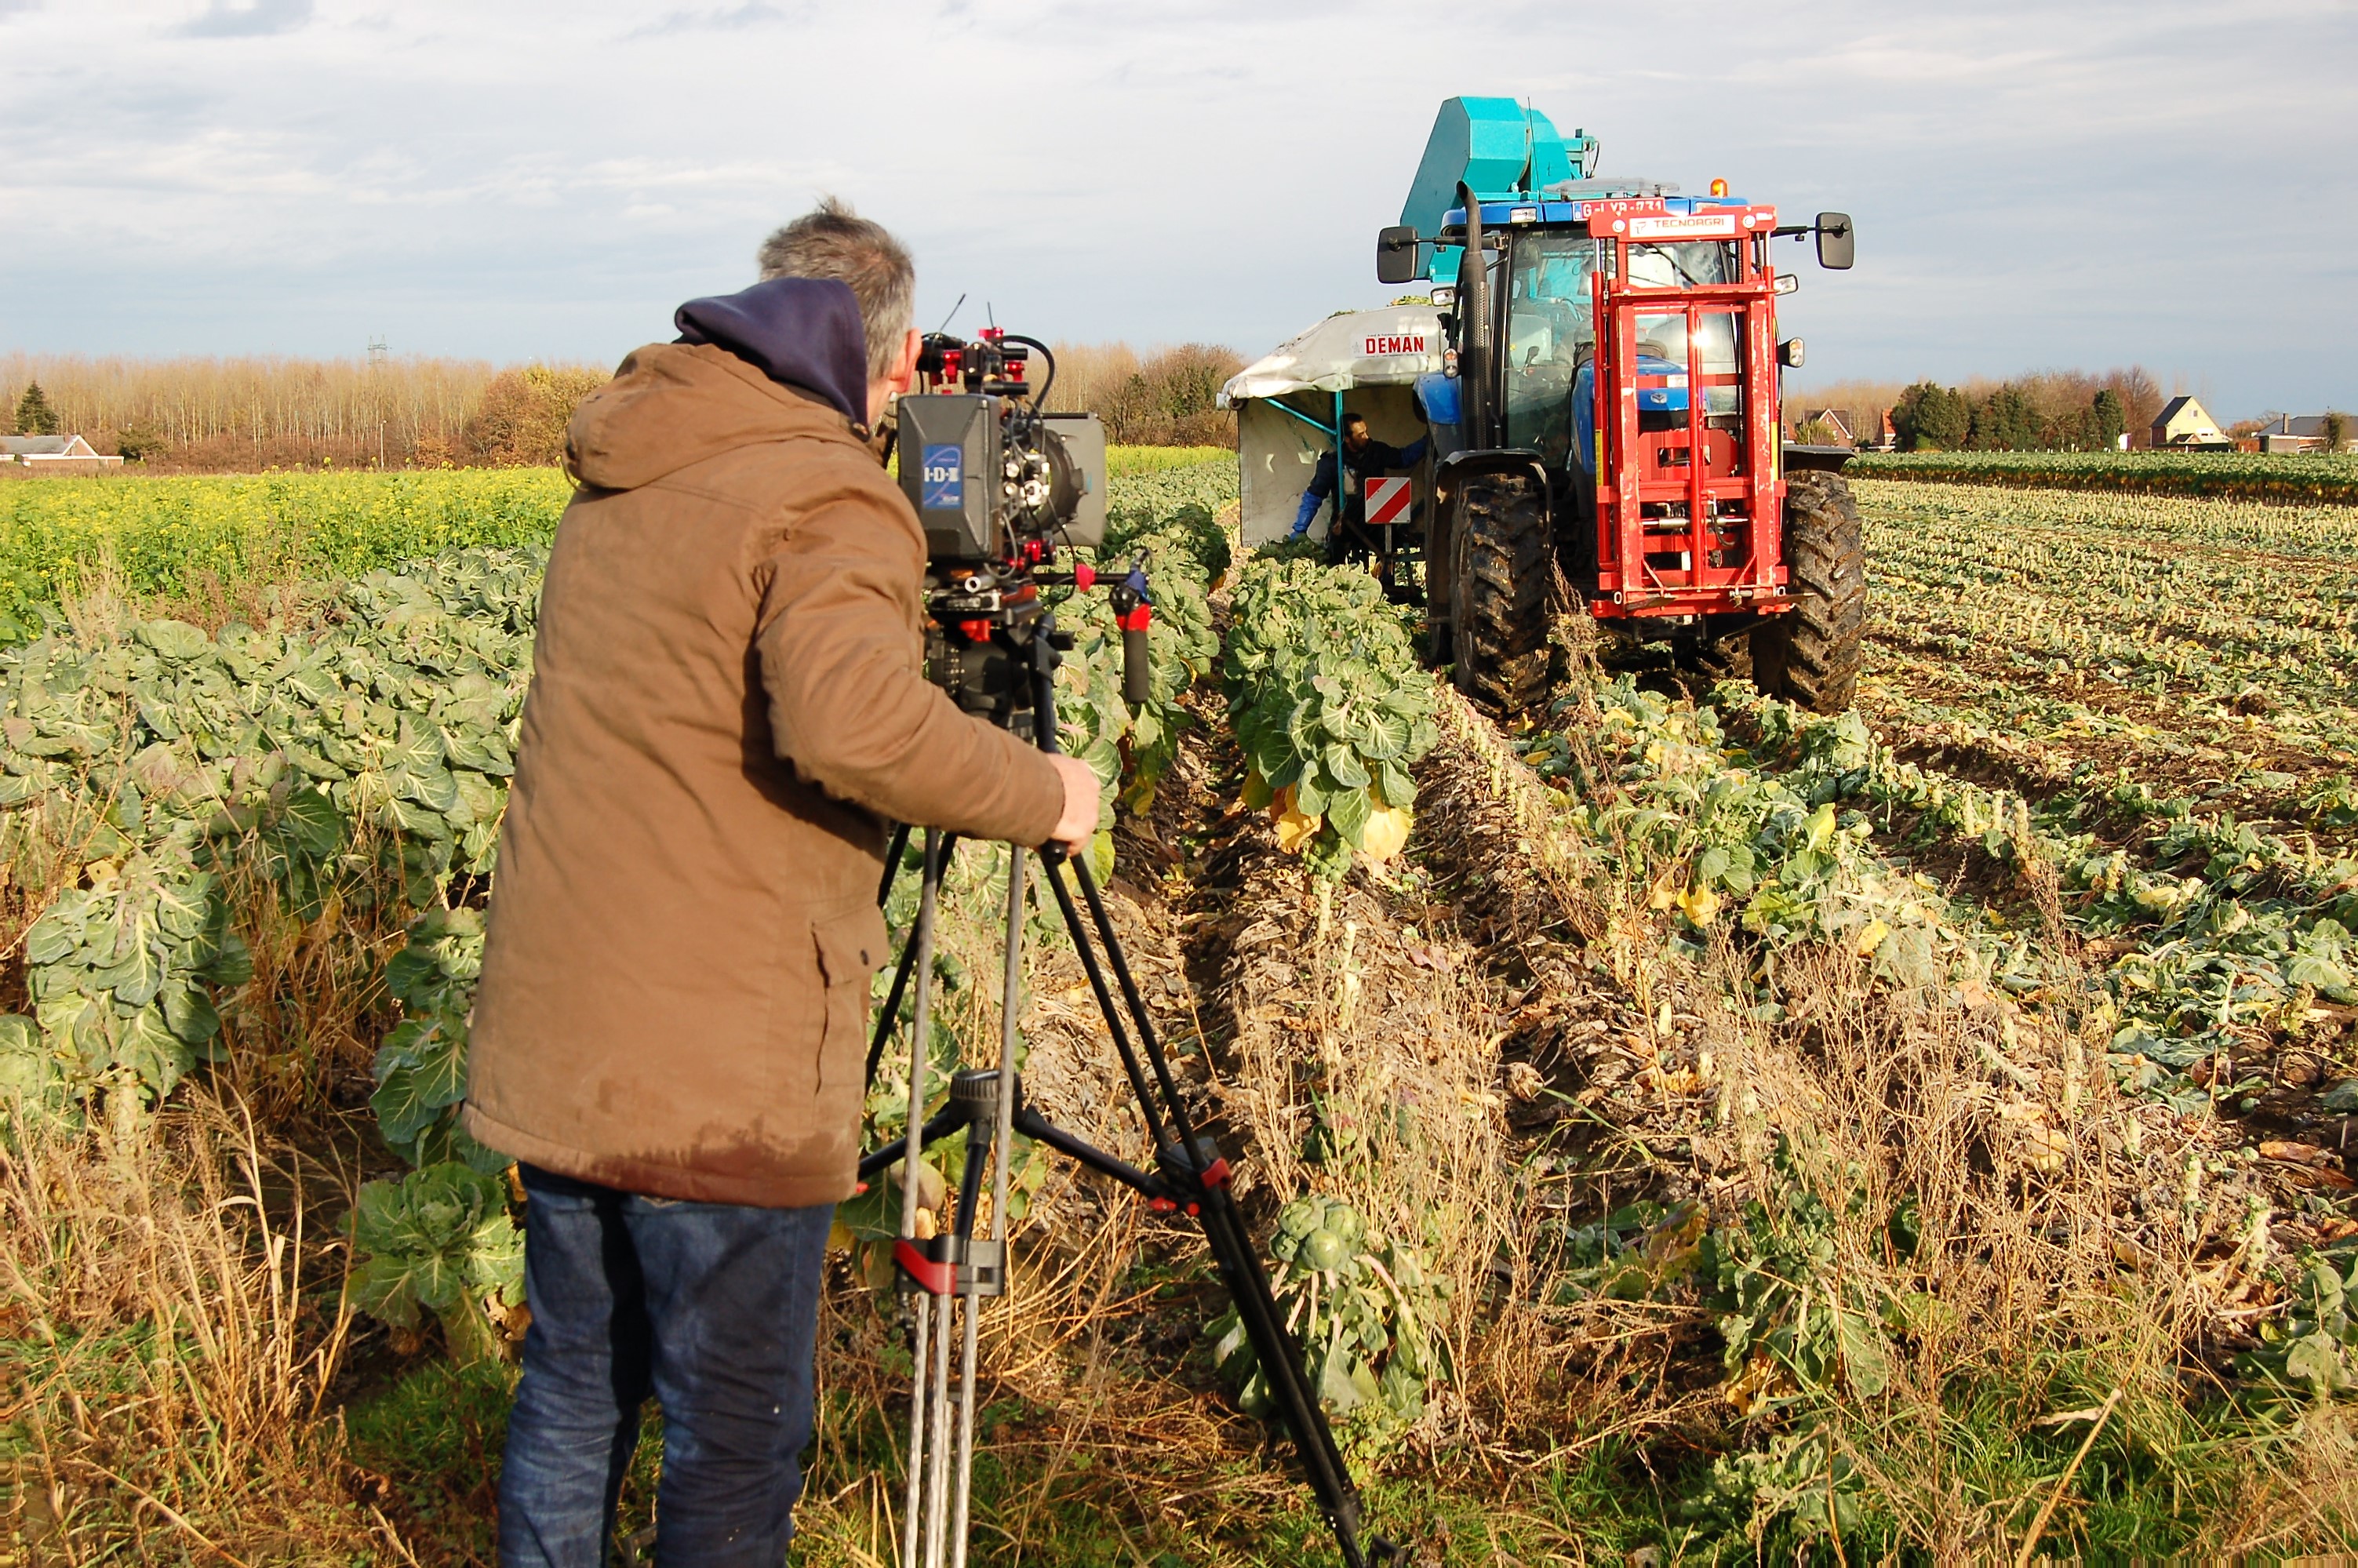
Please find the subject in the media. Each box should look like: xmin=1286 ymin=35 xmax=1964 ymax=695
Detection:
xmin=859 ymin=1067 xmax=1203 ymax=1219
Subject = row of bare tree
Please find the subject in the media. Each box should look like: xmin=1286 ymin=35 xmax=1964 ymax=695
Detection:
xmin=1034 ymin=341 xmax=1241 ymax=447
xmin=0 ymin=341 xmax=1246 ymax=471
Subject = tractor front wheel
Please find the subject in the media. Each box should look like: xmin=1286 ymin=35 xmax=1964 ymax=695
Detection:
xmin=1448 ymin=471 xmax=1552 ymax=713
xmin=1751 ymin=470 xmax=1866 ymax=714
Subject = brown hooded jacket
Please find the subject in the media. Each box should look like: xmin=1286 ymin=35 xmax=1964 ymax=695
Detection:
xmin=463 ymin=339 xmax=1064 ymax=1207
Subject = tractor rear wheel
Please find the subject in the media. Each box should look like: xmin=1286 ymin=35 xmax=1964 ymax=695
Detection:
xmin=1448 ymin=471 xmax=1552 ymax=713
xmin=1751 ymin=470 xmax=1865 ymax=714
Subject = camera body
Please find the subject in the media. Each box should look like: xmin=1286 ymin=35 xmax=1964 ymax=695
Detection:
xmin=897 ymin=329 xmax=1106 ymax=566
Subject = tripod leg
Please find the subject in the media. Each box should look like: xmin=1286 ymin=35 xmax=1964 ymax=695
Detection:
xmin=898 ymin=832 xmax=944 ymax=1568
xmin=950 ymin=1292 xmax=981 ymax=1568
xmin=1197 ymin=1193 xmax=1379 ymax=1567
xmin=924 ymin=1285 xmax=954 ymax=1568
xmin=901 ymin=1293 xmax=932 ymax=1568
xmin=1004 ymin=622 xmax=1398 ymax=1564
xmin=868 ymin=935 xmax=925 ymax=1094
xmin=987 ymin=846 xmax=1025 ymax=1310
xmin=1062 ymin=857 xmax=1199 ymax=1142
xmin=1037 ymin=858 xmax=1171 ymax=1155
xmin=879 ymin=820 xmax=910 ymax=907
xmin=1045 ymin=854 xmax=1391 ymax=1567
xmin=896 ymin=830 xmax=944 ymax=1242
xmin=954 ymin=843 xmax=1028 ymax=1566
xmin=869 ymin=832 xmax=961 ymax=1092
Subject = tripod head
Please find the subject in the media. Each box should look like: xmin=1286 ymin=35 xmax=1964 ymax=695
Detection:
xmin=923 ymin=556 xmax=1152 ymax=738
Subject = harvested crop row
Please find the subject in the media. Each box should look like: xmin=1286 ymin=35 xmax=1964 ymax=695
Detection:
xmin=1134 ymin=538 xmax=2350 ymax=1551
xmin=1855 ymin=478 xmax=2358 ymax=835
xmin=1478 ymin=641 xmax=2358 ymax=1552
xmin=1184 ymin=555 xmax=2346 ymax=1552
xmin=1708 ymin=684 xmax=2356 ymax=1113
xmin=1860 ymin=481 xmax=2358 ymax=715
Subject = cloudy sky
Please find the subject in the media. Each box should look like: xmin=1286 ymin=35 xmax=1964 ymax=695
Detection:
xmin=3 ymin=0 xmax=2353 ymax=417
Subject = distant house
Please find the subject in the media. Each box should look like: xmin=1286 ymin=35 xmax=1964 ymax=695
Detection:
xmin=2 ymin=435 xmax=125 ymax=475
xmin=2255 ymin=412 xmax=2350 ymax=453
xmin=2151 ymin=396 xmax=2229 ymax=450
xmin=1790 ymin=407 xmax=1897 ymax=451
xmin=1797 ymin=407 xmax=1856 ymax=446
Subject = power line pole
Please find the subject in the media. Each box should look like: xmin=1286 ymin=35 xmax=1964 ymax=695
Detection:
xmin=369 ymin=337 xmax=388 ymax=468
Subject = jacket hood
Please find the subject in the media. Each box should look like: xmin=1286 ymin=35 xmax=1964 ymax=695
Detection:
xmin=564 ymin=333 xmax=871 ymax=493
xmin=675 ymin=277 xmax=870 ymax=425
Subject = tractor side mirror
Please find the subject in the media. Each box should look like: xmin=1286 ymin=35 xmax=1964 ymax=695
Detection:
xmin=1815 ymin=213 xmax=1854 ymax=271
xmin=1376 ymin=225 xmax=1423 ymax=286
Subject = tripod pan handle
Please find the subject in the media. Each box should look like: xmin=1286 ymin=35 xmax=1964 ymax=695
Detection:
xmin=1121 ymin=623 xmax=1149 ymax=706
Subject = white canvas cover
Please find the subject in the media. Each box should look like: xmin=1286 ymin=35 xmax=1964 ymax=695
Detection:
xmin=1235 ymin=389 xmax=1431 ymax=547
xmin=1217 ymin=306 xmax=1445 ymax=402
xmin=1223 ymin=307 xmax=1444 ymax=546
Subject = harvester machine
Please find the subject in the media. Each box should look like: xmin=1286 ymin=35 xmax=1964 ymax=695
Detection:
xmin=1375 ymin=96 xmax=1865 ymax=715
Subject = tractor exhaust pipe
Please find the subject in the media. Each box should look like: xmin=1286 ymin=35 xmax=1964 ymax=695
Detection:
xmin=1455 ymin=180 xmax=1494 ymax=449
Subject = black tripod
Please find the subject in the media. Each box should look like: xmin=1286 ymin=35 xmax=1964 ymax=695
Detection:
xmin=857 ymin=604 xmax=1402 ymax=1568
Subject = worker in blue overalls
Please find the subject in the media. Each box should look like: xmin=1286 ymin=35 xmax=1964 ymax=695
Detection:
xmin=1290 ymin=413 xmax=1429 ymax=567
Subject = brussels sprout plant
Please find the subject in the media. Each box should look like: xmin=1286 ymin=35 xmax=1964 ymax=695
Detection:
xmin=350 ymin=1160 xmax=525 ymax=1365
xmin=1206 ymin=1194 xmax=1451 ymax=1456
xmin=371 ymin=907 xmax=505 ymax=1173
xmin=1224 ymin=560 xmax=1438 ymax=879
xmin=13 ymin=841 xmax=250 ymax=1108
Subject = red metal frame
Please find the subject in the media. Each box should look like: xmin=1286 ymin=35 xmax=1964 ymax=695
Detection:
xmin=1584 ymin=209 xmax=1791 ymax=621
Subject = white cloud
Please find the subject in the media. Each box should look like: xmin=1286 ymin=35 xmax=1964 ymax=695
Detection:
xmin=620 ymin=2 xmax=795 ymax=39
xmin=171 ymin=0 xmax=313 ymax=38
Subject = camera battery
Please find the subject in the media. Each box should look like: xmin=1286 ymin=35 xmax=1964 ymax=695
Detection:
xmin=899 ymin=395 xmax=1001 ymax=564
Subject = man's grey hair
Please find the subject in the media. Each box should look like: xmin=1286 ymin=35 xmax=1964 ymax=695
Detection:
xmin=756 ymin=196 xmax=915 ymax=382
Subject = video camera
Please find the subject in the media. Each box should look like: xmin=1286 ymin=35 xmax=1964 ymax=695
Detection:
xmin=893 ymin=329 xmax=1144 ymax=735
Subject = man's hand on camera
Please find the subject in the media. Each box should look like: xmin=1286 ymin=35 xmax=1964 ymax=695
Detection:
xmin=1045 ymin=755 xmax=1101 ymax=856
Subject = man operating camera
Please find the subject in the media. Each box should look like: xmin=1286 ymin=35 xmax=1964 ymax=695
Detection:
xmin=463 ymin=197 xmax=1100 ymax=1566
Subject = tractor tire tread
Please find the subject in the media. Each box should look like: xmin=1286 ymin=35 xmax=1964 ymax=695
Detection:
xmin=1753 ymin=470 xmax=1866 ymax=714
xmin=1450 ymin=473 xmax=1552 ymax=714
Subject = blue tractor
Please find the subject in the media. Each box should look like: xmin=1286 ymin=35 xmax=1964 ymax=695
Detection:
xmin=1375 ymin=96 xmax=1865 ymax=715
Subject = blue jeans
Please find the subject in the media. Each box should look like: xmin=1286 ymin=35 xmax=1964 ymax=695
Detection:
xmin=497 ymin=1163 xmax=835 ymax=1566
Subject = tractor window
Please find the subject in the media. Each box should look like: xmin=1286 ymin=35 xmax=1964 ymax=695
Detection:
xmin=1634 ymin=308 xmax=1742 ymax=414
xmin=1504 ymin=233 xmax=1600 ymax=466
xmin=1618 ymin=245 xmax=1743 ymax=423
xmin=1621 ymin=242 xmax=1737 ymax=290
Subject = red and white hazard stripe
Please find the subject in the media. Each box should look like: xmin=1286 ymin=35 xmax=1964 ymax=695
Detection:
xmin=1365 ymin=476 xmax=1413 ymax=528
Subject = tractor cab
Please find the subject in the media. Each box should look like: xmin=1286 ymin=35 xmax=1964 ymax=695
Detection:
xmin=1364 ymin=96 xmax=1867 ymax=717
